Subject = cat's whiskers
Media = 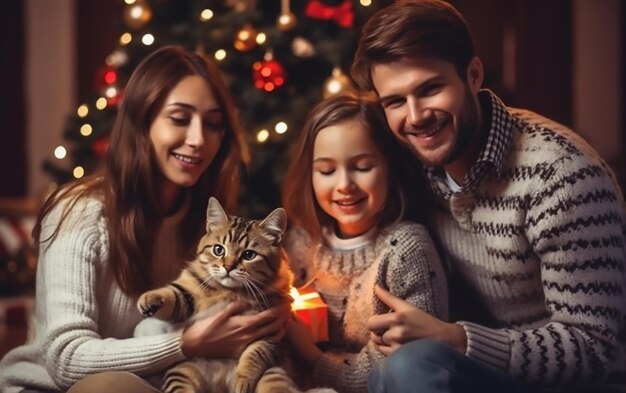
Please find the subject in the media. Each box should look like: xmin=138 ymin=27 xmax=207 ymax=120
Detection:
xmin=243 ymin=277 xmax=269 ymax=309
xmin=246 ymin=275 xmax=287 ymax=297
xmin=242 ymin=280 xmax=269 ymax=310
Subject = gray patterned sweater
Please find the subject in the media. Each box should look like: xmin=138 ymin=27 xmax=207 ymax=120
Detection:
xmin=429 ymin=90 xmax=626 ymax=386
xmin=285 ymin=221 xmax=448 ymax=393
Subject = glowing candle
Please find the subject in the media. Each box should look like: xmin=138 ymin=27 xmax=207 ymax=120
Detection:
xmin=290 ymin=287 xmax=329 ymax=342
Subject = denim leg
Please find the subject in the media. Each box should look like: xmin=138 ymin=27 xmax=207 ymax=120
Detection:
xmin=368 ymin=339 xmax=531 ymax=393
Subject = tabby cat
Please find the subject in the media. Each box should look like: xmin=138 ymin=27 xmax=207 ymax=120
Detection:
xmin=137 ymin=197 xmax=300 ymax=393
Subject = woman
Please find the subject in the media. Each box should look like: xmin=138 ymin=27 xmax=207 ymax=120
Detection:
xmin=0 ymin=45 xmax=290 ymax=393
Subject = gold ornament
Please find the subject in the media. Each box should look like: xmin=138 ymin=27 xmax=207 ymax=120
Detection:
xmin=323 ymin=67 xmax=353 ymax=98
xmin=277 ymin=0 xmax=296 ymax=31
xmin=123 ymin=2 xmax=152 ymax=30
xmin=277 ymin=12 xmax=297 ymax=31
xmin=234 ymin=24 xmax=258 ymax=52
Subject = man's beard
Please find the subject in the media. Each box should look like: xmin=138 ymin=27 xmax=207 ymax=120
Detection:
xmin=404 ymin=86 xmax=479 ymax=168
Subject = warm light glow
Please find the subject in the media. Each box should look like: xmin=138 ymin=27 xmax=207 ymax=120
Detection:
xmin=360 ymin=0 xmax=372 ymax=6
xmin=105 ymin=86 xmax=118 ymax=98
xmin=290 ymin=287 xmax=321 ymax=309
xmin=256 ymin=129 xmax=270 ymax=143
xmin=104 ymin=70 xmax=117 ymax=84
xmin=124 ymin=0 xmax=135 ymax=4
xmin=261 ymin=67 xmax=272 ymax=77
xmin=142 ymin=33 xmax=155 ymax=45
xmin=256 ymin=32 xmax=267 ymax=44
xmin=238 ymin=30 xmax=250 ymax=41
xmin=120 ymin=33 xmax=132 ymax=45
xmin=73 ymin=166 xmax=85 ymax=179
xmin=54 ymin=146 xmax=67 ymax=159
xmin=129 ymin=4 xmax=146 ymax=20
xmin=214 ymin=49 xmax=227 ymax=61
xmin=77 ymin=104 xmax=89 ymax=118
xmin=80 ymin=124 xmax=93 ymax=136
xmin=200 ymin=9 xmax=214 ymax=21
xmin=95 ymin=97 xmax=108 ymax=110
xmin=275 ymin=122 xmax=288 ymax=134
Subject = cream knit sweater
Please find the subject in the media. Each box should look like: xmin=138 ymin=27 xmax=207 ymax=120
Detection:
xmin=0 ymin=196 xmax=188 ymax=392
xmin=285 ymin=221 xmax=449 ymax=393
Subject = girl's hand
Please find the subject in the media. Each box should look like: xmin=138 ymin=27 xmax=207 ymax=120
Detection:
xmin=285 ymin=313 xmax=323 ymax=368
xmin=367 ymin=285 xmax=467 ymax=356
xmin=181 ymin=301 xmax=291 ymax=359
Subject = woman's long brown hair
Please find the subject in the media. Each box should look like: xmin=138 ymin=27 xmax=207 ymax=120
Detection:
xmin=33 ymin=46 xmax=247 ymax=296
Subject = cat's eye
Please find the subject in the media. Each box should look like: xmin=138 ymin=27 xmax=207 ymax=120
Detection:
xmin=212 ymin=244 xmax=225 ymax=257
xmin=242 ymin=250 xmax=256 ymax=260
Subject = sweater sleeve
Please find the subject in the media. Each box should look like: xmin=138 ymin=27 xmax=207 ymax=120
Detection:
xmin=381 ymin=223 xmax=449 ymax=319
xmin=460 ymin=152 xmax=626 ymax=384
xmin=312 ymin=223 xmax=449 ymax=393
xmin=36 ymin=198 xmax=186 ymax=389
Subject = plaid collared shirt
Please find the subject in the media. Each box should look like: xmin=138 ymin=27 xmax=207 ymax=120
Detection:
xmin=426 ymin=89 xmax=515 ymax=199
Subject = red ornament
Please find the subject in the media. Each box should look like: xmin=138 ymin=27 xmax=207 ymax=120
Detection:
xmin=94 ymin=66 xmax=118 ymax=90
xmin=305 ymin=0 xmax=354 ymax=28
xmin=91 ymin=137 xmax=109 ymax=158
xmin=252 ymin=59 xmax=286 ymax=93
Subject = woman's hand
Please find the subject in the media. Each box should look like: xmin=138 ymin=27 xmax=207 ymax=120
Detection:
xmin=367 ymin=285 xmax=467 ymax=356
xmin=285 ymin=313 xmax=323 ymax=368
xmin=181 ymin=301 xmax=291 ymax=359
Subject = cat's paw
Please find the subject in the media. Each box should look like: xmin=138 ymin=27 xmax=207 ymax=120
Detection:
xmin=137 ymin=291 xmax=166 ymax=317
xmin=234 ymin=378 xmax=256 ymax=393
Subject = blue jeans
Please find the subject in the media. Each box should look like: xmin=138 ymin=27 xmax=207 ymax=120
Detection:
xmin=368 ymin=339 xmax=531 ymax=393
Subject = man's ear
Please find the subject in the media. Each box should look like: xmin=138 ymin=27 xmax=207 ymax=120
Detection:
xmin=466 ymin=56 xmax=484 ymax=93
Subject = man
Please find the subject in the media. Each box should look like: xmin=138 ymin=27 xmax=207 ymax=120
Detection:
xmin=350 ymin=1 xmax=626 ymax=392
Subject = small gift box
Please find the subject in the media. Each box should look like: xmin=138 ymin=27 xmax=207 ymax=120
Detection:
xmin=290 ymin=287 xmax=329 ymax=343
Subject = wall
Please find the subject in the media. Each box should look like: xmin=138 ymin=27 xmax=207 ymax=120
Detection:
xmin=573 ymin=0 xmax=623 ymax=163
xmin=25 ymin=0 xmax=75 ymax=197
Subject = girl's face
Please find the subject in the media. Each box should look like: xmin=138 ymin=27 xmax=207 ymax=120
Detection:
xmin=312 ymin=118 xmax=389 ymax=238
xmin=150 ymin=75 xmax=225 ymax=201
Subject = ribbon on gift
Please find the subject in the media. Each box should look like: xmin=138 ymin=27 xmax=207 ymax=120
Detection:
xmin=304 ymin=0 xmax=355 ymax=28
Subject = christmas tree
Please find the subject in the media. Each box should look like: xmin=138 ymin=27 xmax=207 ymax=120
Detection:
xmin=43 ymin=0 xmax=391 ymax=217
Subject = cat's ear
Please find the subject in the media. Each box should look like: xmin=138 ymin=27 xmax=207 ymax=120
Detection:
xmin=206 ymin=197 xmax=229 ymax=232
xmin=259 ymin=207 xmax=287 ymax=243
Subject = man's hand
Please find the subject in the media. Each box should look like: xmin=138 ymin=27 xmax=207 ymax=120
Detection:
xmin=181 ymin=301 xmax=291 ymax=359
xmin=367 ymin=285 xmax=467 ymax=356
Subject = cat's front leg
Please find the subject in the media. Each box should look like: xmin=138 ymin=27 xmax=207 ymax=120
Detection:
xmin=234 ymin=340 xmax=280 ymax=393
xmin=137 ymin=287 xmax=177 ymax=321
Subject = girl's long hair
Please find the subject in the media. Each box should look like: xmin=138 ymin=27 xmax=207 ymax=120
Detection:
xmin=33 ymin=46 xmax=247 ymax=295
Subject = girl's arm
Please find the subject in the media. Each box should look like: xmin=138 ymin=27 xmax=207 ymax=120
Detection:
xmin=292 ymin=222 xmax=449 ymax=393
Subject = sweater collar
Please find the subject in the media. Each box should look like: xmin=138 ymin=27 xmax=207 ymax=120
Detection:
xmin=426 ymin=89 xmax=515 ymax=198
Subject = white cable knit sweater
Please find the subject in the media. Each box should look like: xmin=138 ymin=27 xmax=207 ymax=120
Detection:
xmin=0 ymin=196 xmax=188 ymax=392
xmin=285 ymin=221 xmax=449 ymax=393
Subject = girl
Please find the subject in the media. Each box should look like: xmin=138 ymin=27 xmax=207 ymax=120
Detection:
xmin=0 ymin=46 xmax=290 ymax=393
xmin=281 ymin=92 xmax=449 ymax=393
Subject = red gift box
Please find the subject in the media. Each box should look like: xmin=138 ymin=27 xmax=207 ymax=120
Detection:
xmin=290 ymin=288 xmax=329 ymax=343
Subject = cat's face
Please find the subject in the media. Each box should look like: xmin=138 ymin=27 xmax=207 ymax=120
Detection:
xmin=193 ymin=197 xmax=287 ymax=290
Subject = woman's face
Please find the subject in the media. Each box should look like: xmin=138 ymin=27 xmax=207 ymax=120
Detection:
xmin=149 ymin=75 xmax=225 ymax=199
xmin=311 ymin=118 xmax=389 ymax=238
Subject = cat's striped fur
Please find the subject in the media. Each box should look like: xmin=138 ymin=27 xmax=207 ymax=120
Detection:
xmin=137 ymin=197 xmax=300 ymax=393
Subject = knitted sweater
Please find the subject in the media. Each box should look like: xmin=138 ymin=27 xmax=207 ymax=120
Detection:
xmin=285 ymin=221 xmax=448 ymax=393
xmin=0 ymin=196 xmax=188 ymax=393
xmin=429 ymin=90 xmax=626 ymax=386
